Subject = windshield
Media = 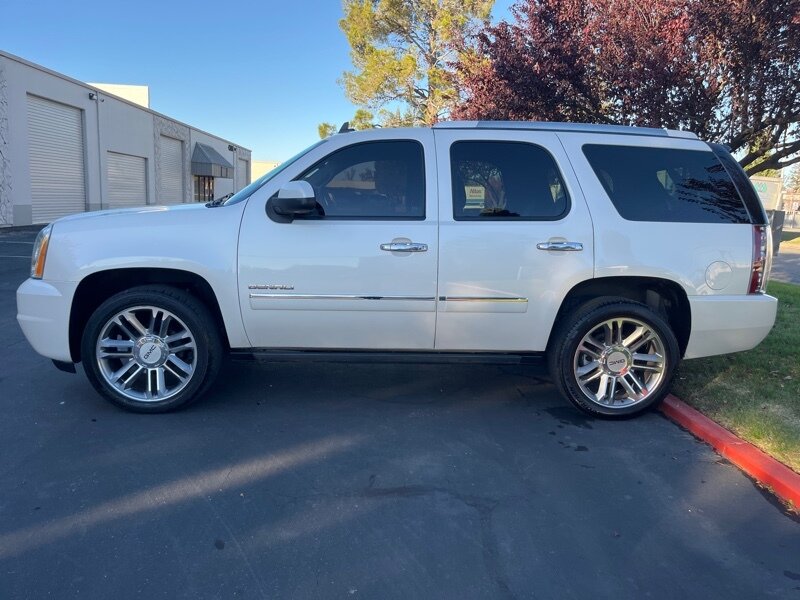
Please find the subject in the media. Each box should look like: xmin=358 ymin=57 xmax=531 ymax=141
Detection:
xmin=222 ymin=139 xmax=328 ymax=206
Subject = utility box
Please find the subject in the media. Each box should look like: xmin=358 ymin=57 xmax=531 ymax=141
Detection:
xmin=751 ymin=176 xmax=784 ymax=254
xmin=751 ymin=176 xmax=783 ymax=211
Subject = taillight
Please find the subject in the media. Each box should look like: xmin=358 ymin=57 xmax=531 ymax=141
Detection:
xmin=748 ymin=225 xmax=769 ymax=294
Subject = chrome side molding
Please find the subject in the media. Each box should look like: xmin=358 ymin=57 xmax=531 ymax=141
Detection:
xmin=439 ymin=296 xmax=528 ymax=303
xmin=249 ymin=293 xmax=435 ymax=301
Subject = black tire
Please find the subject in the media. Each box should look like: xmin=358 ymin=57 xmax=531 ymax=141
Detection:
xmin=548 ymin=297 xmax=680 ymax=418
xmin=81 ymin=285 xmax=223 ymax=413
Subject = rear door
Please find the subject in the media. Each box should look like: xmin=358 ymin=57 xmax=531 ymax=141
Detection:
xmin=433 ymin=127 xmax=594 ymax=351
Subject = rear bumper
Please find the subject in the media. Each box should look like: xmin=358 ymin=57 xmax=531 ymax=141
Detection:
xmin=684 ymin=294 xmax=778 ymax=359
xmin=16 ymin=278 xmax=77 ymax=363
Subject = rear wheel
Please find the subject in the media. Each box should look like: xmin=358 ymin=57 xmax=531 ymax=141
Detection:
xmin=549 ymin=298 xmax=680 ymax=418
xmin=81 ymin=285 xmax=223 ymax=413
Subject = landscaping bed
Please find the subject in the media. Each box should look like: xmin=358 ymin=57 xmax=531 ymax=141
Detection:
xmin=673 ymin=281 xmax=800 ymax=473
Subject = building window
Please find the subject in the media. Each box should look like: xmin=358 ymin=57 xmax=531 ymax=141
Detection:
xmin=194 ymin=176 xmax=214 ymax=202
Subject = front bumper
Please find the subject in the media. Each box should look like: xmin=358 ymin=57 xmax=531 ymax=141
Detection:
xmin=16 ymin=278 xmax=78 ymax=363
xmin=684 ymin=294 xmax=778 ymax=359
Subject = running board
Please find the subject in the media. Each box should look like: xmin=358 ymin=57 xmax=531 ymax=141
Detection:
xmin=230 ymin=349 xmax=545 ymax=366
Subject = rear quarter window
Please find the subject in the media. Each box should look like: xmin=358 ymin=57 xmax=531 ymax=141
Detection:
xmin=582 ymin=144 xmax=751 ymax=224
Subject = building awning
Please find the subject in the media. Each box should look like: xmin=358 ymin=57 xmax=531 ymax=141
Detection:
xmin=191 ymin=142 xmax=233 ymax=178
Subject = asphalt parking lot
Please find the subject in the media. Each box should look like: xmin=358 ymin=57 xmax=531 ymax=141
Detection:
xmin=1 ymin=227 xmax=799 ymax=599
xmin=773 ymin=243 xmax=800 ymax=285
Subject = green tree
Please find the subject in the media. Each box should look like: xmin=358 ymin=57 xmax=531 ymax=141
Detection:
xmin=787 ymin=166 xmax=800 ymax=193
xmin=340 ymin=0 xmax=494 ymax=126
xmin=318 ymin=122 xmax=338 ymax=139
xmin=350 ymin=108 xmax=376 ymax=130
xmin=317 ymin=109 xmax=377 ymax=139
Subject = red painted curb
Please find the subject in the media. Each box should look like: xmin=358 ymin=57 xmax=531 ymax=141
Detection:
xmin=660 ymin=394 xmax=800 ymax=509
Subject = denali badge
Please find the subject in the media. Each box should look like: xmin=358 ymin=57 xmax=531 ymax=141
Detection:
xmin=248 ymin=284 xmax=295 ymax=290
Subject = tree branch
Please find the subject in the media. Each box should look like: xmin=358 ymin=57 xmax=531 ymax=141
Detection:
xmin=744 ymin=139 xmax=800 ymax=174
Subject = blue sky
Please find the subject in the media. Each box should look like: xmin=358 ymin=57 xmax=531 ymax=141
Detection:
xmin=4 ymin=0 xmax=515 ymax=160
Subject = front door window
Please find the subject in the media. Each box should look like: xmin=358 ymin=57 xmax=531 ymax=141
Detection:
xmin=298 ymin=141 xmax=425 ymax=219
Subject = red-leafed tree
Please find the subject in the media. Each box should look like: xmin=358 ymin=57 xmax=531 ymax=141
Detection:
xmin=454 ymin=0 xmax=800 ymax=175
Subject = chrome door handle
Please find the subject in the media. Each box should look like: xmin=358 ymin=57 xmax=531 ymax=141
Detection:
xmin=536 ymin=241 xmax=584 ymax=252
xmin=380 ymin=242 xmax=428 ymax=252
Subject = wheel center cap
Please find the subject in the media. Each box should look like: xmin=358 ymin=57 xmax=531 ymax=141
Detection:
xmin=604 ymin=350 xmax=630 ymax=374
xmin=134 ymin=336 xmax=167 ymax=367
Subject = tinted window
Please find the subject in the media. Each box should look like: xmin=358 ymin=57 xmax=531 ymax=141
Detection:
xmin=298 ymin=141 xmax=425 ymax=219
xmin=450 ymin=141 xmax=569 ymax=220
xmin=707 ymin=143 xmax=768 ymax=225
xmin=582 ymin=145 xmax=751 ymax=224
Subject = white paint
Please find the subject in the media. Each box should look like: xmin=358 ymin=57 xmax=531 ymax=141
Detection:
xmin=16 ymin=125 xmax=778 ymax=366
xmin=239 ymin=128 xmax=438 ymax=349
xmin=705 ymin=261 xmax=733 ymax=291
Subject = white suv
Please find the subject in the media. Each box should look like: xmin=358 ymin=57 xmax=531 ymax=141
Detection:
xmin=17 ymin=121 xmax=777 ymax=417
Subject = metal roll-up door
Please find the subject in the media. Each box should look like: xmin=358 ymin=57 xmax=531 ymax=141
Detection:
xmin=159 ymin=136 xmax=183 ymax=204
xmin=107 ymin=152 xmax=147 ymax=208
xmin=27 ymin=95 xmax=87 ymax=223
xmin=237 ymin=158 xmax=248 ymax=190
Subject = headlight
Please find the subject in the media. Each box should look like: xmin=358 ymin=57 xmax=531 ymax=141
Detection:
xmin=30 ymin=224 xmax=53 ymax=279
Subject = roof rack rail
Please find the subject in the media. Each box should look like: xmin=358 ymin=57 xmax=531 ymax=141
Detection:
xmin=433 ymin=120 xmax=698 ymax=140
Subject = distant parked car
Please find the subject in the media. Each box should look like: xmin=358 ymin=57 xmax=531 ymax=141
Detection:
xmin=17 ymin=121 xmax=776 ymax=417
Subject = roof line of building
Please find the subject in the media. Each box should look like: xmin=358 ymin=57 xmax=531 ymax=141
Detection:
xmin=0 ymin=49 xmax=251 ymax=152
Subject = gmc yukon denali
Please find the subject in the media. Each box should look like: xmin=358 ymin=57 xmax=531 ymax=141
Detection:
xmin=17 ymin=121 xmax=777 ymax=416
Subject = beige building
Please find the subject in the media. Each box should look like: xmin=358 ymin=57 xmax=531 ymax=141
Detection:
xmin=0 ymin=50 xmax=250 ymax=226
xmin=251 ymin=159 xmax=280 ymax=181
xmin=88 ymin=83 xmax=150 ymax=108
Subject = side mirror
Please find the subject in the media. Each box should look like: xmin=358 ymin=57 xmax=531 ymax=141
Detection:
xmin=267 ymin=181 xmax=318 ymax=223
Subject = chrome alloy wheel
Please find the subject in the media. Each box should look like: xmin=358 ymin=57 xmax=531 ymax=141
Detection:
xmin=95 ymin=306 xmax=197 ymax=402
xmin=573 ymin=317 xmax=666 ymax=409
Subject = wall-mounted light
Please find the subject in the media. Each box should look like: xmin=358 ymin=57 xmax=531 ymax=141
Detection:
xmin=89 ymin=92 xmax=97 ymax=100
xmin=228 ymin=144 xmax=237 ymax=152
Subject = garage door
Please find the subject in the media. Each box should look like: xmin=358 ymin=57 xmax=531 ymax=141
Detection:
xmin=236 ymin=158 xmax=248 ymax=191
xmin=27 ymin=95 xmax=87 ymax=223
xmin=159 ymin=136 xmax=183 ymax=204
xmin=107 ymin=152 xmax=147 ymax=208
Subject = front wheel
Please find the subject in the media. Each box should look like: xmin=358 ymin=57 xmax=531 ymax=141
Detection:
xmin=81 ymin=285 xmax=223 ymax=413
xmin=549 ymin=299 xmax=680 ymax=418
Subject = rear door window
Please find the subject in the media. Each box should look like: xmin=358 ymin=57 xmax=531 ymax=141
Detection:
xmin=450 ymin=141 xmax=569 ymax=220
xmin=582 ymin=145 xmax=751 ymax=223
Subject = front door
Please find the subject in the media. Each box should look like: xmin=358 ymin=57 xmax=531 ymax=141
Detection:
xmin=433 ymin=128 xmax=594 ymax=351
xmin=238 ymin=130 xmax=438 ymax=349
